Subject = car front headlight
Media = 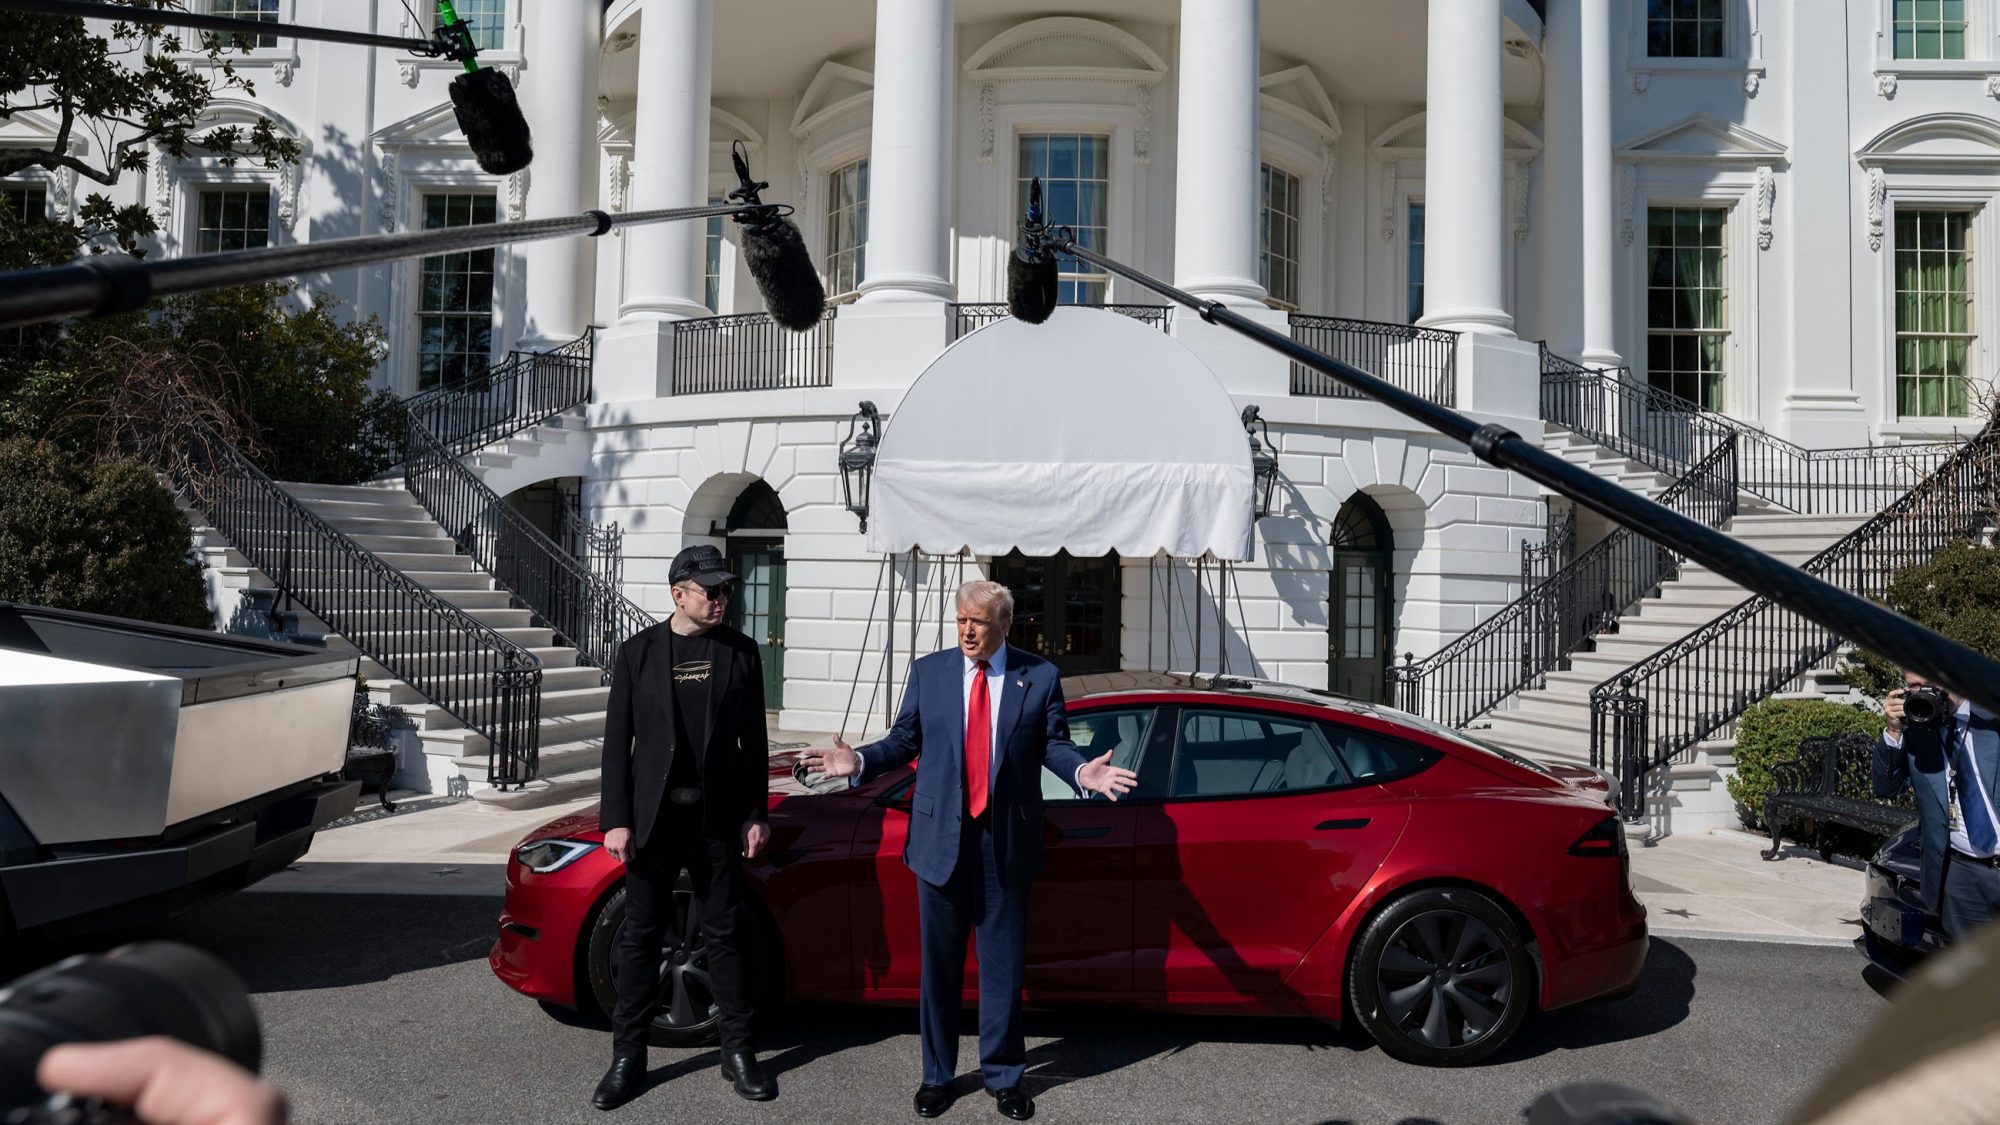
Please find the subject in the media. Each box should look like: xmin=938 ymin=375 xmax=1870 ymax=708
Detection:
xmin=515 ymin=838 xmax=598 ymax=873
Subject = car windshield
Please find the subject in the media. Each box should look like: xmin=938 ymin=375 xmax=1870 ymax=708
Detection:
xmin=1373 ymin=707 xmax=1557 ymax=777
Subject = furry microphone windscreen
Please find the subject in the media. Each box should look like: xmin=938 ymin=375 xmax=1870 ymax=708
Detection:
xmin=1007 ymin=249 xmax=1059 ymax=325
xmin=743 ymin=217 xmax=827 ymax=332
xmin=450 ymin=67 xmax=534 ymax=176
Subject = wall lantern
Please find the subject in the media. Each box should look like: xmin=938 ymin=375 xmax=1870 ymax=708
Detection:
xmin=1243 ymin=404 xmax=1279 ymax=518
xmin=838 ymin=400 xmax=881 ymax=532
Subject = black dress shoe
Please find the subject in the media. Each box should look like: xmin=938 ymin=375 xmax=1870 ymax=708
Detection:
xmin=721 ymin=1049 xmax=777 ymax=1101
xmin=989 ymin=1085 xmax=1034 ymax=1121
xmin=591 ymin=1053 xmax=647 ymax=1111
xmin=914 ymin=1083 xmax=952 ymax=1118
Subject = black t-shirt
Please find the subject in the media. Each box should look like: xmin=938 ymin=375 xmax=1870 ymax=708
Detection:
xmin=664 ymin=621 xmax=723 ymax=787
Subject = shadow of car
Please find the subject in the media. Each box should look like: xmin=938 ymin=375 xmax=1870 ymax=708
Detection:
xmin=1858 ymin=824 xmax=1947 ymax=980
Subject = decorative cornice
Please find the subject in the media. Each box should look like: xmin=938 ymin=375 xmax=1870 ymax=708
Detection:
xmin=277 ymin=162 xmax=300 ymax=226
xmin=1876 ymin=72 xmax=1897 ymax=98
xmin=398 ymin=58 xmax=420 ymax=88
xmin=1866 ymin=168 xmax=1886 ymax=252
xmin=1617 ymin=165 xmax=1636 ymax=247
xmin=506 ymin=167 xmax=528 ymax=222
xmin=1319 ymin=142 xmax=1335 ymax=227
xmin=153 ymin=146 xmax=174 ymax=229
xmin=1510 ymin=160 xmax=1530 ymax=244
xmin=1989 ymin=75 xmax=2000 ymax=99
xmin=1754 ymin=165 xmax=1774 ymax=250
xmin=606 ymin=152 xmax=629 ymax=214
xmin=1631 ymin=69 xmax=1651 ymax=93
xmin=1133 ymin=83 xmax=1152 ymax=166
xmin=1743 ymin=70 xmax=1760 ymax=96
xmin=378 ymin=150 xmax=397 ymax=231
xmin=977 ymin=83 xmax=995 ymax=164
xmin=272 ymin=55 xmax=296 ymax=87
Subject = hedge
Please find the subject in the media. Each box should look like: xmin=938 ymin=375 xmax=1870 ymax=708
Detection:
xmin=1727 ymin=697 xmax=1884 ymax=832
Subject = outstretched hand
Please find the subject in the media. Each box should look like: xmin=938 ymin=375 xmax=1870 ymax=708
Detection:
xmin=1078 ymin=750 xmax=1138 ymax=800
xmin=801 ymin=738 xmax=861 ymax=781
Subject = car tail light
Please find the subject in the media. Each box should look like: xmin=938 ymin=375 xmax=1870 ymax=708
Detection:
xmin=1568 ymin=816 xmax=1627 ymax=858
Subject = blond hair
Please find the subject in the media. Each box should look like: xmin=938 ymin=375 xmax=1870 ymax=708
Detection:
xmin=956 ymin=579 xmax=1014 ymax=623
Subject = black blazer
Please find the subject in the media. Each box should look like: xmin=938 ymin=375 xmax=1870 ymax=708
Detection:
xmin=598 ymin=619 xmax=770 ymax=848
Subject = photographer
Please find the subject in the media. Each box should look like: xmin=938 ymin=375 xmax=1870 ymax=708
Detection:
xmin=1877 ymin=672 xmax=2000 ymax=940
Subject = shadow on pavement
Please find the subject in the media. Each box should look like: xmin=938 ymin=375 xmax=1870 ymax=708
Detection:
xmin=1485 ymin=938 xmax=1698 ymax=1063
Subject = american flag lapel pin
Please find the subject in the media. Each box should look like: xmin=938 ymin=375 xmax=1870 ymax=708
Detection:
xmin=1016 ymin=679 xmax=1026 ymax=688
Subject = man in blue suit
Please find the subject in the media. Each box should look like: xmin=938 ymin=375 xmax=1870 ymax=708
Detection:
xmin=802 ymin=580 xmax=1136 ymax=1121
xmin=1875 ymin=670 xmax=2000 ymax=940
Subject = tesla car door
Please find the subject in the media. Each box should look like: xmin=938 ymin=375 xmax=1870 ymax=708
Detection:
xmin=1023 ymin=704 xmax=1157 ymax=995
xmin=1133 ymin=705 xmax=1410 ymax=998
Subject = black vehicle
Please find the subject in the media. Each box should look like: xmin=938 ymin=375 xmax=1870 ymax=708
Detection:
xmin=1858 ymin=825 xmax=1948 ymax=979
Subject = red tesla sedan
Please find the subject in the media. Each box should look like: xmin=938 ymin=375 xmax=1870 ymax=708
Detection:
xmin=490 ymin=674 xmax=1647 ymax=1066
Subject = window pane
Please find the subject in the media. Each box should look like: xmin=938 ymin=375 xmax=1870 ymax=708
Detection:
xmin=1170 ymin=710 xmax=1352 ymax=798
xmin=1019 ymin=133 xmax=1112 ymax=305
xmin=416 ymin=192 xmax=498 ymax=390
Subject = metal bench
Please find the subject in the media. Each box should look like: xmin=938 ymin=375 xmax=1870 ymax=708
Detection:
xmin=1761 ymin=732 xmax=1917 ymax=863
xmin=344 ymin=689 xmax=405 ymax=812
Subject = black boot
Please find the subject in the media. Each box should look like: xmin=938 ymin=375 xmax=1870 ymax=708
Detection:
xmin=592 ymin=1052 xmax=647 ymax=1111
xmin=720 ymin=1049 xmax=777 ymax=1101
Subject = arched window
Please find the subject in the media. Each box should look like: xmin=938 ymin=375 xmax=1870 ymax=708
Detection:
xmin=1329 ymin=494 xmax=1394 ymax=702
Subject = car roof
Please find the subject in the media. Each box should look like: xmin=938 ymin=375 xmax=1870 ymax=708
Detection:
xmin=1060 ymin=670 xmax=1379 ymax=716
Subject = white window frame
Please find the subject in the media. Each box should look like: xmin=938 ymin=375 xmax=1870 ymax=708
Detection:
xmin=399 ymin=0 xmax=520 ymax=83
xmin=822 ymin=156 xmax=870 ymax=303
xmin=991 ymin=106 xmax=1137 ymax=305
xmin=383 ymin=160 xmax=518 ymax=395
xmin=1873 ymin=188 xmax=1995 ymax=439
xmin=1259 ymin=161 xmax=1304 ymax=311
xmin=1371 ymin=121 xmax=1536 ymax=326
xmin=1619 ymin=169 xmax=1763 ymax=422
xmin=0 ymin=176 xmax=52 ymax=224
xmin=190 ymin=183 xmax=276 ymax=253
xmin=1014 ymin=130 xmax=1114 ymax=305
xmin=411 ymin=189 xmax=502 ymax=393
xmin=1889 ymin=206 xmax=1978 ymax=420
xmin=207 ymin=0 xmax=283 ymax=50
xmin=1642 ymin=203 xmax=1732 ymax=409
xmin=1624 ymin=0 xmax=1767 ymax=91
xmin=1871 ymin=0 xmax=2000 ymax=86
xmin=166 ymin=162 xmax=291 ymax=257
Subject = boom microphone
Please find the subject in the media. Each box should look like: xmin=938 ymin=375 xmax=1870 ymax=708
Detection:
xmin=436 ymin=1 xmax=532 ymax=176
xmin=730 ymin=141 xmax=826 ymax=331
xmin=1007 ymin=177 xmax=1059 ymax=325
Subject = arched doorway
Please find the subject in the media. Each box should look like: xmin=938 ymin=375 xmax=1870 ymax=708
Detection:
xmin=723 ymin=480 xmax=787 ymax=710
xmin=1329 ymin=494 xmax=1394 ymax=702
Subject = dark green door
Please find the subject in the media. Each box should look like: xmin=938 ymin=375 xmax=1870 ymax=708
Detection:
xmin=1329 ymin=496 xmax=1393 ymax=703
xmin=990 ymin=550 xmax=1121 ymax=676
xmin=727 ymin=539 xmax=785 ymax=709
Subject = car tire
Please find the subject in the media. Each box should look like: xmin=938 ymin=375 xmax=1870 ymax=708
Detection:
xmin=1346 ymin=886 xmax=1533 ymax=1067
xmin=582 ymin=875 xmax=779 ymax=1049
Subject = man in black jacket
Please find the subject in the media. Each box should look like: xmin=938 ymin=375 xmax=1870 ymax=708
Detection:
xmin=592 ymin=545 xmax=774 ymax=1111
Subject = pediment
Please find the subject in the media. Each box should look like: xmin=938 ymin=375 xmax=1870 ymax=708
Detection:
xmin=372 ymin=102 xmax=466 ymax=149
xmin=790 ymin=62 xmax=873 ymax=138
xmin=0 ymin=109 xmax=63 ymax=142
xmin=964 ymin=17 xmax=1167 ymax=83
xmin=1616 ymin=112 xmax=1786 ymax=165
xmin=1858 ymin=113 xmax=2000 ymax=166
xmin=1260 ymin=65 xmax=1340 ymax=143
xmin=709 ymin=107 xmax=763 ymax=154
xmin=200 ymin=98 xmax=302 ymax=141
xmin=1372 ymin=112 xmax=1540 ymax=156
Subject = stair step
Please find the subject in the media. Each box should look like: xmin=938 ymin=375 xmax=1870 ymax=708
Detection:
xmin=454 ymin=735 xmax=601 ymax=779
xmin=348 ymin=644 xmax=584 ymax=680
xmin=347 ymin=533 xmax=461 ymax=555
xmin=276 ymin=480 xmax=416 ymax=503
xmin=470 ymin=767 xmax=603 ymax=811
xmin=295 ymin=495 xmax=426 ymax=519
xmin=337 ymin=606 xmax=536 ymax=629
xmin=320 ymin=515 xmax=450 ymax=538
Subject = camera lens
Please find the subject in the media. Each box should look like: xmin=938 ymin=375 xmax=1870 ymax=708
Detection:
xmin=1904 ymin=686 xmax=1950 ymax=729
xmin=0 ymin=942 xmax=259 ymax=1110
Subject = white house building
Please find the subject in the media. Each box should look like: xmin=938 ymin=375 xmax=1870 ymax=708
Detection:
xmin=15 ymin=0 xmax=1996 ymax=825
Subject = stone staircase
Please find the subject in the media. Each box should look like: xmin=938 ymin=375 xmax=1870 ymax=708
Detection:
xmin=1468 ymin=512 xmax=1870 ymax=832
xmin=1538 ymin=420 xmax=1782 ymax=515
xmin=191 ymin=410 xmax=608 ymax=811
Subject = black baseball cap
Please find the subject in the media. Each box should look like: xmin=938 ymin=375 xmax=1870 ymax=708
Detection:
xmin=670 ymin=544 xmax=739 ymax=588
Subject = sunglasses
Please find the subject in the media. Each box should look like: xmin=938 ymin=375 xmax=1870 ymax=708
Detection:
xmin=682 ymin=582 xmax=734 ymax=600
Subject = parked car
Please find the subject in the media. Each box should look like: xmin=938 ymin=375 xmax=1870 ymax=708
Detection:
xmin=0 ymin=601 xmax=362 ymax=944
xmin=1858 ymin=824 xmax=1946 ymax=979
xmin=490 ymin=673 xmax=1648 ymax=1066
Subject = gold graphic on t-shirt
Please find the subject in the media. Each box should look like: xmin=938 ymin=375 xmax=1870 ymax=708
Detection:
xmin=673 ymin=660 xmax=713 ymax=684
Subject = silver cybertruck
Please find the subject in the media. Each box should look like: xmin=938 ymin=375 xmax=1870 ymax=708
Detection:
xmin=0 ymin=601 xmax=362 ymax=941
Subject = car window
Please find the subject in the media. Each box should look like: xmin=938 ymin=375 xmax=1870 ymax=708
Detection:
xmin=1169 ymin=708 xmax=1353 ymax=799
xmin=1371 ymin=707 xmax=1554 ymax=776
xmin=1043 ymin=707 xmax=1153 ymax=801
xmin=1319 ymin=722 xmax=1439 ymax=784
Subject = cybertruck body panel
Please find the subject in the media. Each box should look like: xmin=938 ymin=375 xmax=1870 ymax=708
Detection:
xmin=0 ymin=602 xmax=362 ymax=935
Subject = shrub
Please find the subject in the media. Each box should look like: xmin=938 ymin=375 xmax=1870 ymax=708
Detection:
xmin=1727 ymin=697 xmax=1884 ymax=832
xmin=0 ymin=436 xmax=210 ymax=629
xmin=1843 ymin=539 xmax=2000 ymax=698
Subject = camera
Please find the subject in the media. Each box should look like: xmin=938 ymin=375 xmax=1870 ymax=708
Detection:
xmin=1902 ymin=684 xmax=1953 ymax=730
xmin=0 ymin=943 xmax=260 ymax=1121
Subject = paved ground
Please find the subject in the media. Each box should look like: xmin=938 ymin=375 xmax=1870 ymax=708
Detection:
xmin=81 ymin=893 xmax=1879 ymax=1125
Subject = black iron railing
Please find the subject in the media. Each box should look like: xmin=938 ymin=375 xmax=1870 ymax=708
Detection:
xmin=947 ymin=302 xmax=1171 ymax=342
xmin=186 ymin=436 xmax=544 ymax=787
xmin=1540 ymin=347 xmax=1962 ymax=514
xmin=671 ymin=308 xmax=837 ymax=395
xmin=401 ymin=420 xmax=655 ymax=683
xmin=1522 ymin=506 xmax=1577 ymax=586
xmin=1289 ymin=315 xmax=1458 ymax=406
xmin=389 ymin=329 xmax=597 ymax=468
xmin=1589 ymin=425 xmax=1999 ymax=819
xmin=1391 ymin=436 xmax=1739 ymax=728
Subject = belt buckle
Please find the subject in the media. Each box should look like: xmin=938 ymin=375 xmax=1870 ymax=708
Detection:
xmin=668 ymin=786 xmax=704 ymax=806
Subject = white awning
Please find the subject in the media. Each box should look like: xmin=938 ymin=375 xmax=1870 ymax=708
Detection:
xmin=867 ymin=307 xmax=1255 ymax=560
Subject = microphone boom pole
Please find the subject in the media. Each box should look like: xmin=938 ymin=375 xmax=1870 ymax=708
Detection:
xmin=0 ymin=203 xmax=751 ymax=330
xmin=1016 ymin=208 xmax=2000 ymax=727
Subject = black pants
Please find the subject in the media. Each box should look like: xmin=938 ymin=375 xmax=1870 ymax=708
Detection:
xmin=611 ymin=814 xmax=755 ymax=1054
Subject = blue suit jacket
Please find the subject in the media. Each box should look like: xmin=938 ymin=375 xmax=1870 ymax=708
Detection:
xmin=855 ymin=645 xmax=1088 ymax=888
xmin=1874 ymin=705 xmax=2000 ymax=912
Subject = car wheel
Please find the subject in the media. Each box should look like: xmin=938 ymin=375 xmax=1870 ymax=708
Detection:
xmin=1347 ymin=886 xmax=1533 ymax=1067
xmin=583 ymin=875 xmax=734 ymax=1048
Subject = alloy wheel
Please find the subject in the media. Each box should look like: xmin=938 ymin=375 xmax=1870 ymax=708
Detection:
xmin=1374 ymin=908 xmax=1515 ymax=1050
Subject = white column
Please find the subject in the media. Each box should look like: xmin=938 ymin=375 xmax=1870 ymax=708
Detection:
xmin=1419 ymin=0 xmax=1512 ymax=336
xmin=1173 ymin=0 xmax=1265 ymax=306
xmin=1538 ymin=0 xmax=1583 ymax=358
xmin=855 ymin=0 xmax=955 ymax=303
xmin=518 ymin=3 xmax=600 ymax=346
xmin=1577 ymin=0 xmax=1620 ymax=365
xmin=618 ymin=0 xmax=711 ymax=322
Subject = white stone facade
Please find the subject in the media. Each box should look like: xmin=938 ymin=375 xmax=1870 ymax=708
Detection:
xmin=16 ymin=1 xmax=2000 ymax=734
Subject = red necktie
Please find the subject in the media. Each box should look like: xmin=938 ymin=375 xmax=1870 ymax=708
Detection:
xmin=966 ymin=660 xmax=991 ymax=819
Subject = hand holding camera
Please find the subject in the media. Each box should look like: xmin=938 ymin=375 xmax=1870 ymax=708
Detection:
xmin=1885 ymin=683 xmax=1953 ymax=737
